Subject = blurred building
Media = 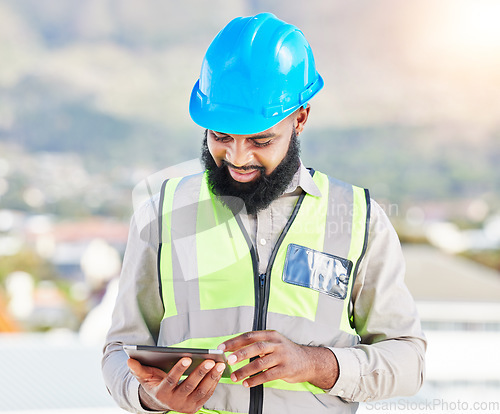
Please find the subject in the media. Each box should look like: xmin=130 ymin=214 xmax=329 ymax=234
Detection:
xmin=358 ymin=244 xmax=500 ymax=412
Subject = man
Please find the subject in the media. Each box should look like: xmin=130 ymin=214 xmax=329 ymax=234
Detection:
xmin=102 ymin=12 xmax=426 ymax=414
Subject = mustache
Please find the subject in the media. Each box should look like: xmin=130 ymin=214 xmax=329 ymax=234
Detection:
xmin=221 ymin=160 xmax=265 ymax=173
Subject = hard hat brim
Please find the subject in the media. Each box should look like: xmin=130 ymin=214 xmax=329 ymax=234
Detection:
xmin=189 ymin=76 xmax=324 ymax=135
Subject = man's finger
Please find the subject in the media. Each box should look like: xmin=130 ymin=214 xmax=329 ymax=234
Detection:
xmin=177 ymin=359 xmax=216 ymax=396
xmin=162 ymin=357 xmax=193 ymax=388
xmin=241 ymin=366 xmax=282 ymax=388
xmin=191 ymin=362 xmax=226 ymax=404
xmin=127 ymin=358 xmax=144 ymax=376
xmin=127 ymin=358 xmax=163 ymax=381
xmin=230 ymin=353 xmax=275 ymax=382
xmin=226 ymin=341 xmax=274 ymax=367
xmin=219 ymin=330 xmax=277 ymax=352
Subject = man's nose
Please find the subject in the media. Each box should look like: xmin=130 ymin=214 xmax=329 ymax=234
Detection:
xmin=227 ymin=141 xmax=252 ymax=167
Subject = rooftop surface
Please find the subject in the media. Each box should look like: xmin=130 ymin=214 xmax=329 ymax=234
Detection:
xmin=0 ymin=332 xmax=124 ymax=412
xmin=402 ymin=244 xmax=500 ymax=302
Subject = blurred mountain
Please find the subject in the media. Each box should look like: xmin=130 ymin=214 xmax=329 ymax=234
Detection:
xmin=1 ymin=0 xmax=499 ymax=203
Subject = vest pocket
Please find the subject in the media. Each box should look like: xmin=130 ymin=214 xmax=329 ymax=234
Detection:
xmin=282 ymin=243 xmax=353 ymax=299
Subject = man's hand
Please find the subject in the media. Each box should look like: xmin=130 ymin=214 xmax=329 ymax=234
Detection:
xmin=127 ymin=357 xmax=225 ymax=414
xmin=218 ymin=330 xmax=339 ymax=390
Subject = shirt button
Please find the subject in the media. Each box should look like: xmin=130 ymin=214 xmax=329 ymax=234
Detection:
xmin=259 ymin=238 xmax=267 ymax=246
xmin=338 ymin=390 xmax=344 ymax=397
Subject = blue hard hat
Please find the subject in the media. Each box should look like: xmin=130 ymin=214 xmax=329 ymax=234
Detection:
xmin=189 ymin=12 xmax=324 ymax=135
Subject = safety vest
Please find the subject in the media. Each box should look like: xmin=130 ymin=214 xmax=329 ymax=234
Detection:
xmin=157 ymin=169 xmax=370 ymax=414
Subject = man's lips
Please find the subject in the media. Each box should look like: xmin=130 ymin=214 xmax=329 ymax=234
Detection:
xmin=227 ymin=167 xmax=260 ymax=183
xmin=222 ymin=160 xmax=264 ymax=183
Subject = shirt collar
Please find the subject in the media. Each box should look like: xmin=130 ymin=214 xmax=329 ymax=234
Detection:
xmin=284 ymin=160 xmax=322 ymax=197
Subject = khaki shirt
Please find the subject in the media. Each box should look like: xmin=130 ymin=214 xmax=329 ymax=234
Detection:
xmin=102 ymin=162 xmax=426 ymax=412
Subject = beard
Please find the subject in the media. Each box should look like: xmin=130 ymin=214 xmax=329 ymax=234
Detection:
xmin=201 ymin=129 xmax=301 ymax=215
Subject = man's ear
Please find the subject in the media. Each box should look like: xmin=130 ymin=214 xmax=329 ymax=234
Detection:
xmin=295 ymin=105 xmax=310 ymax=134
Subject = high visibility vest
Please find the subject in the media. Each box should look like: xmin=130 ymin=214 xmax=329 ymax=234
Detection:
xmin=157 ymin=169 xmax=370 ymax=414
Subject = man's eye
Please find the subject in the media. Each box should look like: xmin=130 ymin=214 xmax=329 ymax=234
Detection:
xmin=213 ymin=135 xmax=231 ymax=142
xmin=253 ymin=140 xmax=272 ymax=147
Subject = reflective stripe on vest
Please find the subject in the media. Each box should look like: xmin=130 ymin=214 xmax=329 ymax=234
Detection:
xmin=157 ymin=170 xmax=370 ymax=414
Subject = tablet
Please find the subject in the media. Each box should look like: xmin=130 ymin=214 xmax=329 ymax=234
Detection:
xmin=123 ymin=345 xmax=232 ymax=378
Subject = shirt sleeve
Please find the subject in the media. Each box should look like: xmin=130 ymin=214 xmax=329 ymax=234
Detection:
xmin=328 ymin=199 xmax=427 ymax=402
xmin=101 ymin=197 xmax=166 ymax=413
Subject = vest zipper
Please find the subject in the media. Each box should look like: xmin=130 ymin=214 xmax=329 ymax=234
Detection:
xmin=233 ymin=188 xmax=309 ymax=414
xmin=252 ymin=192 xmax=308 ymax=414
xmin=257 ymin=273 xmax=266 ymax=328
xmin=259 ymin=272 xmax=266 ymax=288
xmin=256 ymin=191 xmax=307 ymax=334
